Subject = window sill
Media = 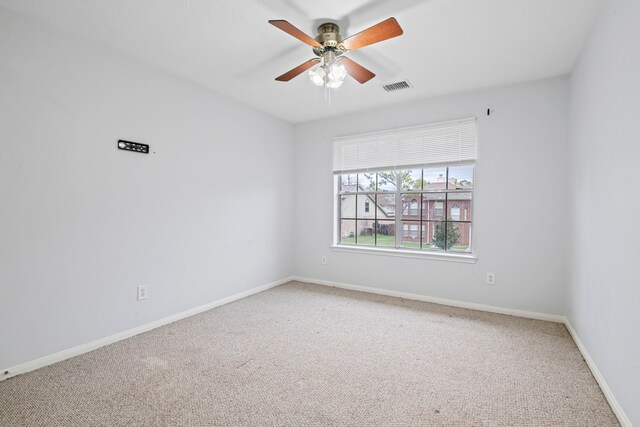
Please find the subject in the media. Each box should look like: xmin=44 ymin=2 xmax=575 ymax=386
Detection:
xmin=330 ymin=245 xmax=477 ymax=263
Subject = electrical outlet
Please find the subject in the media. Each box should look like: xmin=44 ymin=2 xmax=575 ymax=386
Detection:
xmin=137 ymin=285 xmax=148 ymax=301
xmin=486 ymin=272 xmax=496 ymax=285
xmin=321 ymin=256 xmax=327 ymax=265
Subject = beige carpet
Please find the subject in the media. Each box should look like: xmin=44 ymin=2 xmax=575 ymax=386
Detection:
xmin=0 ymin=281 xmax=619 ymax=426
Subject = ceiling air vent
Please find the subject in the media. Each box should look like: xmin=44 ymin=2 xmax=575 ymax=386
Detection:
xmin=382 ymin=80 xmax=412 ymax=92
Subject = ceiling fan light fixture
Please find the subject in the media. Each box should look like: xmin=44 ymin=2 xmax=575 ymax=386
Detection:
xmin=328 ymin=63 xmax=347 ymax=83
xmin=308 ymin=66 xmax=326 ymax=86
xmin=326 ymin=78 xmax=344 ymax=89
xmin=308 ymin=60 xmax=347 ymax=89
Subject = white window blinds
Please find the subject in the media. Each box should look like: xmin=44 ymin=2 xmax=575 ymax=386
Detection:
xmin=333 ymin=117 xmax=477 ymax=174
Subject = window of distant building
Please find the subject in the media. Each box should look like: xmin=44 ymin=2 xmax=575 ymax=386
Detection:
xmin=409 ymin=199 xmax=419 ymax=216
xmin=433 ymin=201 xmax=444 ymax=217
xmin=451 ymin=204 xmax=460 ymax=221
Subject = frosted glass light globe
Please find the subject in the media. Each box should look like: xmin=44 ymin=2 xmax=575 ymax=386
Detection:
xmin=328 ymin=63 xmax=347 ymax=83
xmin=308 ymin=67 xmax=326 ymax=86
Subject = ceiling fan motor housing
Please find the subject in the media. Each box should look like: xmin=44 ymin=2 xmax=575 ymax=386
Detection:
xmin=313 ymin=23 xmax=343 ymax=56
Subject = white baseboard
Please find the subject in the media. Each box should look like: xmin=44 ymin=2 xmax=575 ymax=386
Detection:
xmin=292 ymin=276 xmax=565 ymax=323
xmin=563 ymin=318 xmax=631 ymax=427
xmin=1 ymin=276 xmax=293 ymax=382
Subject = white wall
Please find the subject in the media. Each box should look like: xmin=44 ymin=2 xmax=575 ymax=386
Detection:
xmin=0 ymin=7 xmax=294 ymax=370
xmin=568 ymin=0 xmax=640 ymax=423
xmin=293 ymin=77 xmax=569 ymax=315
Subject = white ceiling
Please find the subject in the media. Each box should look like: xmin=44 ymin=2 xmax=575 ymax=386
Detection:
xmin=0 ymin=0 xmax=604 ymax=123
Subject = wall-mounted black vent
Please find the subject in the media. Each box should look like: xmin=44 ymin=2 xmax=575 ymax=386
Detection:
xmin=382 ymin=80 xmax=412 ymax=92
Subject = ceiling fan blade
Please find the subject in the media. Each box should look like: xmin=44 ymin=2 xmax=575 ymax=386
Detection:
xmin=340 ymin=57 xmax=376 ymax=84
xmin=275 ymin=58 xmax=320 ymax=82
xmin=341 ymin=17 xmax=403 ymax=52
xmin=269 ymin=20 xmax=322 ymax=48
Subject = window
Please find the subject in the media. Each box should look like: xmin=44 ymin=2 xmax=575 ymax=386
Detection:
xmin=338 ymin=167 xmax=473 ymax=252
xmin=334 ymin=118 xmax=477 ymax=254
xmin=451 ymin=204 xmax=461 ymax=221
xmin=409 ymin=199 xmax=419 ymax=216
xmin=433 ymin=201 xmax=444 ymax=217
xmin=402 ymin=224 xmax=419 ymax=239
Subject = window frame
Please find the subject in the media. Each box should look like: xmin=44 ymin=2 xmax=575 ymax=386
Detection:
xmin=334 ymin=163 xmax=476 ymax=261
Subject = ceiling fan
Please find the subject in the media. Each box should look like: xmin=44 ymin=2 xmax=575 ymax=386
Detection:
xmin=268 ymin=17 xmax=403 ymax=88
